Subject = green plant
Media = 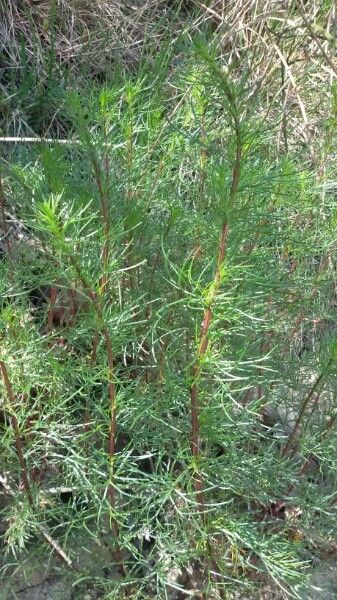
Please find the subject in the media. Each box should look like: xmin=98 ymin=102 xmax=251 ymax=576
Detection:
xmin=0 ymin=26 xmax=336 ymax=600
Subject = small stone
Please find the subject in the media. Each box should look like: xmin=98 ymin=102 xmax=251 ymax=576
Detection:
xmin=83 ymin=595 xmax=92 ymax=600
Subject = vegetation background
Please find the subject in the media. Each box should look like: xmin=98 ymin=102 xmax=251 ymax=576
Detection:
xmin=0 ymin=1 xmax=336 ymax=599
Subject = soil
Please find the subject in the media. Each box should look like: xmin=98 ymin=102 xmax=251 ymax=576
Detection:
xmin=1 ymin=554 xmax=337 ymax=600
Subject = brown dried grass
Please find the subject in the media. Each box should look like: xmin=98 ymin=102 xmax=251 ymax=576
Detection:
xmin=0 ymin=0 xmax=336 ymax=142
xmin=2 ymin=1 xmax=335 ymax=73
xmin=1 ymin=0 xmax=186 ymax=74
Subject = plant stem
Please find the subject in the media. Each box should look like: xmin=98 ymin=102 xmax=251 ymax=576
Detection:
xmin=282 ymin=358 xmax=333 ymax=457
xmin=0 ymin=360 xmax=33 ymax=505
xmin=84 ymin=136 xmax=110 ymax=291
xmin=68 ymin=256 xmax=127 ymax=576
xmin=47 ymin=286 xmax=58 ymax=330
xmin=0 ymin=176 xmax=14 ymax=283
xmin=187 ymin=106 xmax=242 ymax=595
xmin=189 ymin=140 xmax=242 ymax=506
xmin=85 ymin=127 xmax=111 ymax=430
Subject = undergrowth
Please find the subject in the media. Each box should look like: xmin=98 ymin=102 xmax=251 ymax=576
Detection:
xmin=0 ymin=6 xmax=337 ymax=600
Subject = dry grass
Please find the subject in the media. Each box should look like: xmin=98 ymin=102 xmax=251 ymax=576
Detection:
xmin=1 ymin=0 xmax=186 ymax=74
xmin=0 ymin=0 xmax=336 ymax=146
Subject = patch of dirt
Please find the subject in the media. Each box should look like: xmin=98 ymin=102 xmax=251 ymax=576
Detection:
xmin=15 ymin=578 xmax=73 ymax=600
xmin=0 ymin=528 xmax=117 ymax=600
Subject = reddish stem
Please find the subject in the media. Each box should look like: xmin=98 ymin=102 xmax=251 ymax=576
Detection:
xmin=0 ymin=360 xmax=33 ymax=505
xmin=103 ymin=329 xmax=117 ymax=506
xmin=47 ymin=286 xmax=58 ymax=330
xmin=281 ymin=360 xmax=332 ymax=458
xmin=67 ymin=287 xmax=77 ymax=327
xmin=68 ymin=257 xmax=126 ymax=576
xmin=84 ymin=330 xmax=100 ymax=433
xmin=189 ymin=140 xmax=241 ymax=501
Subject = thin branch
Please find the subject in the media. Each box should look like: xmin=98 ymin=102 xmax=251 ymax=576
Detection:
xmin=281 ymin=359 xmax=333 ymax=458
xmin=0 ymin=360 xmax=33 ymax=505
xmin=68 ymin=255 xmax=127 ymax=578
xmin=189 ymin=94 xmax=243 ymax=514
xmin=0 ymin=473 xmax=75 ymax=570
xmin=39 ymin=525 xmax=75 ymax=569
xmin=297 ymin=3 xmax=337 ymax=77
xmin=0 ymin=136 xmax=125 ymax=148
xmin=0 ymin=176 xmax=14 ymax=282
